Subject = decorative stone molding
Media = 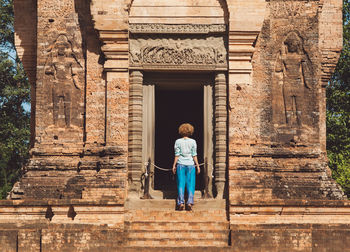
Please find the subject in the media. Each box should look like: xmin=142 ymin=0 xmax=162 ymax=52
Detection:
xmin=226 ymin=0 xmax=266 ymax=83
xmin=100 ymin=31 xmax=129 ymax=72
xmin=90 ymin=1 xmax=130 ymax=73
xmin=214 ymin=72 xmax=227 ymax=198
xmin=130 ymin=35 xmax=227 ymax=71
xmin=228 ymin=31 xmax=258 ymax=77
xmin=128 ymin=70 xmax=143 ymax=197
xmin=129 ymin=24 xmax=227 ymax=34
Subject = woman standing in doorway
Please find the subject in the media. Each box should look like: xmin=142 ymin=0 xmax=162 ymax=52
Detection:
xmin=172 ymin=123 xmax=200 ymax=211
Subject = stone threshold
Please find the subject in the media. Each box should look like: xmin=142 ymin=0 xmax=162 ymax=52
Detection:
xmin=125 ymin=198 xmax=227 ymax=210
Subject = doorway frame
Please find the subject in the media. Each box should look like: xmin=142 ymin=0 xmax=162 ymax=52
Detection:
xmin=128 ymin=70 xmax=227 ymax=199
xmin=142 ymin=73 xmax=213 ymax=198
xmin=127 ymin=24 xmax=228 ymax=199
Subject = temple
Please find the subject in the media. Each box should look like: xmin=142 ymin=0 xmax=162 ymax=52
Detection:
xmin=1 ymin=0 xmax=350 ymax=251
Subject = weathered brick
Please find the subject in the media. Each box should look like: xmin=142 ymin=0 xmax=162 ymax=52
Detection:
xmin=4 ymin=0 xmax=349 ymax=250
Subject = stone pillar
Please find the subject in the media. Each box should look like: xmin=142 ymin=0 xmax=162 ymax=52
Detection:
xmin=203 ymin=83 xmax=214 ymax=198
xmin=128 ymin=70 xmax=143 ymax=197
xmin=214 ymin=72 xmax=227 ymax=198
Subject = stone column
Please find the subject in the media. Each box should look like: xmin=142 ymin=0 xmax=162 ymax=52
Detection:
xmin=128 ymin=70 xmax=143 ymax=197
xmin=203 ymin=84 xmax=214 ymax=198
xmin=214 ymin=72 xmax=227 ymax=198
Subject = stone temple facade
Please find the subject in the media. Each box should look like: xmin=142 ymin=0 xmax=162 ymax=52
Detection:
xmin=1 ymin=0 xmax=350 ymax=251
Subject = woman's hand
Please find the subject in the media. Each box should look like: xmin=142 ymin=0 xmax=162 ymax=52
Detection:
xmin=172 ymin=156 xmax=179 ymax=174
xmin=193 ymin=156 xmax=200 ymax=174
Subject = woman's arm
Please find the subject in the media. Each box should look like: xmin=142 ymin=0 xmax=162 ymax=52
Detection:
xmin=191 ymin=140 xmax=200 ymax=174
xmin=172 ymin=156 xmax=179 ymax=174
xmin=193 ymin=156 xmax=200 ymax=174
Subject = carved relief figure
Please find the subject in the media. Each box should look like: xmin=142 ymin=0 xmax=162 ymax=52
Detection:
xmin=275 ymin=32 xmax=313 ymax=127
xmin=129 ymin=36 xmax=227 ymax=67
xmin=44 ymin=34 xmax=83 ymax=128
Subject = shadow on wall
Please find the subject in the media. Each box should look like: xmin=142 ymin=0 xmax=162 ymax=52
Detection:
xmin=14 ymin=0 xmax=37 ymax=147
xmin=74 ymin=0 xmax=105 ymax=64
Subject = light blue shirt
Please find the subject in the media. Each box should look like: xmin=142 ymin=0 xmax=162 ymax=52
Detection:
xmin=174 ymin=138 xmax=197 ymax=166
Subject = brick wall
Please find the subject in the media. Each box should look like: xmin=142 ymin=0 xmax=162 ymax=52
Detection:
xmin=5 ymin=0 xmax=349 ymax=250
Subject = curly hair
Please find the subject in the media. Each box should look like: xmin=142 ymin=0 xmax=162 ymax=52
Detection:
xmin=178 ymin=123 xmax=194 ymax=137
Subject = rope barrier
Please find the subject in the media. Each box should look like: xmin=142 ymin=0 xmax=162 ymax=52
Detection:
xmin=145 ymin=162 xmax=214 ymax=172
xmin=141 ymin=161 xmax=215 ymax=198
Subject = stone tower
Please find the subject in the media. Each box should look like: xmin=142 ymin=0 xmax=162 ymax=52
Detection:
xmin=1 ymin=0 xmax=350 ymax=251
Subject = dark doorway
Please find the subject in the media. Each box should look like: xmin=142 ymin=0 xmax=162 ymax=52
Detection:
xmin=155 ymin=87 xmax=204 ymax=192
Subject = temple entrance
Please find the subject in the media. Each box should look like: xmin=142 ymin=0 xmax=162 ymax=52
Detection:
xmin=154 ymin=87 xmax=204 ymax=192
xmin=142 ymin=73 xmax=213 ymax=198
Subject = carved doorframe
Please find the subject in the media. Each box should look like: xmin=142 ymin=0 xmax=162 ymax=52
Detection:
xmin=141 ymin=73 xmax=215 ymax=198
xmin=127 ymin=24 xmax=228 ymax=198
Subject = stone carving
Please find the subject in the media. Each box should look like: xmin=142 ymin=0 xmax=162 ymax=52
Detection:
xmin=274 ymin=32 xmax=314 ymax=127
xmin=129 ymin=24 xmax=227 ymax=34
xmin=134 ymin=46 xmax=225 ymax=65
xmin=130 ymin=36 xmax=227 ymax=69
xmin=44 ymin=34 xmax=83 ymax=128
xmin=270 ymin=1 xmax=306 ymax=19
xmin=40 ymin=1 xmax=75 ymax=19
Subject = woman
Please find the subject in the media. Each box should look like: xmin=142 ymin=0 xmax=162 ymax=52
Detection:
xmin=172 ymin=123 xmax=200 ymax=211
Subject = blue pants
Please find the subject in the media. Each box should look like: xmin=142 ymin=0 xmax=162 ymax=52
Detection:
xmin=176 ymin=164 xmax=195 ymax=205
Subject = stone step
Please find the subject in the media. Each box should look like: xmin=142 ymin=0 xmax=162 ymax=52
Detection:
xmin=126 ymin=230 xmax=229 ymax=240
xmin=122 ymin=246 xmax=232 ymax=251
xmin=126 ymin=210 xmax=227 ymax=222
xmin=124 ymin=199 xmax=229 ymax=247
xmin=125 ymin=221 xmax=229 ymax=231
xmin=126 ymin=235 xmax=229 ymax=247
xmin=125 ymin=199 xmax=226 ymax=211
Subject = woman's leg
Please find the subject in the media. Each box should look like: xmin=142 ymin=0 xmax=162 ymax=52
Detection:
xmin=186 ymin=165 xmax=196 ymax=205
xmin=176 ymin=164 xmax=186 ymax=206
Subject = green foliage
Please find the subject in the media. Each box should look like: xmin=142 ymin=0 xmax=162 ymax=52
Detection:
xmin=327 ymin=0 xmax=350 ymax=197
xmin=0 ymin=0 xmax=14 ymax=48
xmin=0 ymin=0 xmax=30 ymax=199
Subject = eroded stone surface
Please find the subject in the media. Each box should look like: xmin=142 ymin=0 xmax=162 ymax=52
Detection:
xmin=5 ymin=0 xmax=348 ymax=250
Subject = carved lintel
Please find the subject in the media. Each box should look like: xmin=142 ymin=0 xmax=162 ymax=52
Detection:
xmin=130 ymin=35 xmax=228 ymax=71
xmin=130 ymin=24 xmax=227 ymax=34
